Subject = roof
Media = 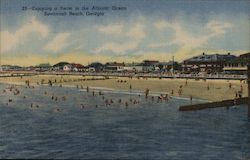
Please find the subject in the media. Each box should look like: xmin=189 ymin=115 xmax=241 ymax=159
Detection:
xmin=239 ymin=52 xmax=250 ymax=59
xmin=184 ymin=53 xmax=236 ymax=63
xmin=88 ymin=62 xmax=104 ymax=67
xmin=38 ymin=63 xmax=51 ymax=67
xmin=105 ymin=62 xmax=125 ymax=66
xmin=53 ymin=62 xmax=69 ymax=67
xmin=124 ymin=63 xmax=144 ymax=67
xmin=71 ymin=63 xmax=84 ymax=68
xmin=160 ymin=61 xmax=179 ymax=65
xmin=143 ymin=60 xmax=159 ymax=64
xmin=143 ymin=60 xmax=159 ymax=66
xmin=226 ymin=57 xmax=249 ymax=64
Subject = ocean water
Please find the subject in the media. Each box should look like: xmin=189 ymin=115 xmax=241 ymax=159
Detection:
xmin=0 ymin=83 xmax=249 ymax=159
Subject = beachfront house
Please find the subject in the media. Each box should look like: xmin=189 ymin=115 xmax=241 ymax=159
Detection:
xmin=142 ymin=60 xmax=159 ymax=72
xmin=182 ymin=52 xmax=236 ymax=74
xmin=52 ymin=62 xmax=70 ymax=71
xmin=0 ymin=65 xmax=14 ymax=71
xmin=123 ymin=63 xmax=144 ymax=73
xmin=0 ymin=65 xmax=23 ymax=71
xmin=87 ymin=67 xmax=95 ymax=72
xmin=71 ymin=63 xmax=85 ymax=72
xmin=36 ymin=63 xmax=52 ymax=72
xmin=104 ymin=62 xmax=125 ymax=72
xmin=223 ymin=52 xmax=250 ymax=75
xmin=158 ymin=61 xmax=181 ymax=73
xmin=63 ymin=64 xmax=72 ymax=72
xmin=87 ymin=62 xmax=104 ymax=72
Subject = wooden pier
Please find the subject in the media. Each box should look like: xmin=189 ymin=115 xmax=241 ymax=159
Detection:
xmin=179 ymin=63 xmax=250 ymax=117
xmin=248 ymin=63 xmax=250 ymax=116
xmin=179 ymin=97 xmax=248 ymax=111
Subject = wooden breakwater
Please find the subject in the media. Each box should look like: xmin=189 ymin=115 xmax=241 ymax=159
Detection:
xmin=248 ymin=63 xmax=250 ymax=116
xmin=179 ymin=97 xmax=249 ymax=111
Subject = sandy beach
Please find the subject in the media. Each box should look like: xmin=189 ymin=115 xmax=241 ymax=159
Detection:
xmin=0 ymin=75 xmax=247 ymax=102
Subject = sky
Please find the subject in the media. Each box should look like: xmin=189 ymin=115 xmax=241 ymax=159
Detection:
xmin=0 ymin=0 xmax=249 ymax=66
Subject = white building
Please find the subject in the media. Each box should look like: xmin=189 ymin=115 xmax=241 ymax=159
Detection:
xmin=63 ymin=64 xmax=72 ymax=72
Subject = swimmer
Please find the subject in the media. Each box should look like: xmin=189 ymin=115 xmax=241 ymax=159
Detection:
xmin=110 ymin=99 xmax=114 ymax=104
xmin=171 ymin=90 xmax=174 ymax=96
xmin=54 ymin=108 xmax=61 ymax=112
xmin=118 ymin=99 xmax=122 ymax=103
xmin=105 ymin=99 xmax=109 ymax=106
xmin=165 ymin=94 xmax=169 ymax=101
xmin=125 ymin=102 xmax=128 ymax=108
xmin=80 ymin=104 xmax=84 ymax=109
xmin=145 ymin=88 xmax=149 ymax=98
xmin=133 ymin=99 xmax=137 ymax=104
xmin=62 ymin=96 xmax=66 ymax=101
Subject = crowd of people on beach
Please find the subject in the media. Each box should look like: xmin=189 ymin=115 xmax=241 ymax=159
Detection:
xmin=1 ymin=76 xmax=247 ymax=112
xmin=1 ymin=78 xmax=174 ymax=113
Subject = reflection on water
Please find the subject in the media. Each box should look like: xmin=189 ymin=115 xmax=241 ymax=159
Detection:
xmin=0 ymin=83 xmax=249 ymax=159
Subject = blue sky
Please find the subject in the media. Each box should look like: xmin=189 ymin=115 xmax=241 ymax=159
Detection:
xmin=0 ymin=0 xmax=249 ymax=66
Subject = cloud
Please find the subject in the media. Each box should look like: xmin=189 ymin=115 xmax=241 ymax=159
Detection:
xmin=126 ymin=24 xmax=145 ymax=41
xmin=0 ymin=16 xmax=49 ymax=52
xmin=44 ymin=33 xmax=70 ymax=52
xmin=148 ymin=42 xmax=168 ymax=48
xmin=151 ymin=20 xmax=232 ymax=50
xmin=206 ymin=20 xmax=232 ymax=36
xmin=96 ymin=23 xmax=124 ymax=35
xmin=154 ymin=20 xmax=168 ymax=30
xmin=94 ymin=41 xmax=138 ymax=54
xmin=94 ymin=23 xmax=145 ymax=54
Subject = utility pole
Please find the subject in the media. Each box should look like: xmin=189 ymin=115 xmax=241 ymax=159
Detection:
xmin=248 ymin=62 xmax=250 ymax=117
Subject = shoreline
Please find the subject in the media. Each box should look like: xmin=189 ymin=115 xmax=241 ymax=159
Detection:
xmin=0 ymin=71 xmax=247 ymax=80
xmin=0 ymin=81 xmax=209 ymax=104
xmin=0 ymin=74 xmax=247 ymax=102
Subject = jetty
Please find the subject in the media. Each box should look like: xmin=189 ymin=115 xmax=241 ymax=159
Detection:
xmin=179 ymin=63 xmax=250 ymax=117
xmin=179 ymin=97 xmax=248 ymax=111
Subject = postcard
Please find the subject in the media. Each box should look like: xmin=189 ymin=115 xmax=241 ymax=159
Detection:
xmin=0 ymin=0 xmax=249 ymax=159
